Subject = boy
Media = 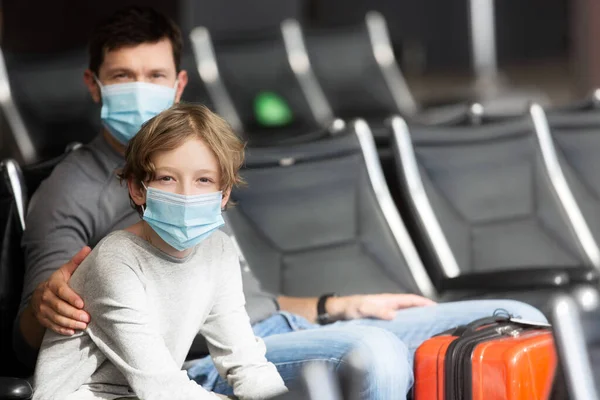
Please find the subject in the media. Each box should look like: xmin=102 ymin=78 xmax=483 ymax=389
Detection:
xmin=32 ymin=104 xmax=287 ymax=400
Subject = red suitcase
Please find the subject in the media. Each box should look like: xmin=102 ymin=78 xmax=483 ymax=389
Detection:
xmin=413 ymin=316 xmax=557 ymax=400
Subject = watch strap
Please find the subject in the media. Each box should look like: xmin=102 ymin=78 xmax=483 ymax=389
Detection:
xmin=317 ymin=293 xmax=336 ymax=325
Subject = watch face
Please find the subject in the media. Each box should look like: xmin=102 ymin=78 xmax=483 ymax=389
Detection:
xmin=318 ymin=313 xmax=331 ymax=325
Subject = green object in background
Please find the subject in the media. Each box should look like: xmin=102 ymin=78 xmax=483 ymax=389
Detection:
xmin=254 ymin=91 xmax=293 ymax=127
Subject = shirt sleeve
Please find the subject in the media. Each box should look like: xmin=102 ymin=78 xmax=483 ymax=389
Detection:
xmin=199 ymin=236 xmax=288 ymax=400
xmin=83 ymin=253 xmax=218 ymax=400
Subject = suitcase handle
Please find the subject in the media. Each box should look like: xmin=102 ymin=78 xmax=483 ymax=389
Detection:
xmin=452 ymin=315 xmax=510 ymax=337
xmin=440 ymin=314 xmax=549 ymax=338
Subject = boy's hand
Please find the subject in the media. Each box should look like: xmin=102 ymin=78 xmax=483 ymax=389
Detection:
xmin=30 ymin=247 xmax=92 ymax=335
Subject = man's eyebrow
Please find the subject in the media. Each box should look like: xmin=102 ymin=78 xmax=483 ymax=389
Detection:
xmin=148 ymin=68 xmax=170 ymax=74
xmin=104 ymin=67 xmax=134 ymax=75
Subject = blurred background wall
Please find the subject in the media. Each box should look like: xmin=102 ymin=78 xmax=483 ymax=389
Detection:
xmin=0 ymin=0 xmax=593 ymax=107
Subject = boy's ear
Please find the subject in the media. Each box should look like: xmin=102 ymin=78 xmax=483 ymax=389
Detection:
xmin=221 ymin=189 xmax=231 ymax=210
xmin=128 ymin=178 xmax=146 ymax=206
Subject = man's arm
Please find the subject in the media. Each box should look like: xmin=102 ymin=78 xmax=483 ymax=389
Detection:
xmin=17 ymin=247 xmax=91 ymax=348
xmin=277 ymin=293 xmax=436 ymax=323
xmin=15 ymin=165 xmax=96 ymax=365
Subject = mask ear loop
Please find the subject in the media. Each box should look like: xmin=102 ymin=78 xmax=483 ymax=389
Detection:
xmin=172 ymin=78 xmax=179 ymax=101
xmin=140 ymin=181 xmax=148 ymax=214
xmin=93 ymin=75 xmax=104 ymax=90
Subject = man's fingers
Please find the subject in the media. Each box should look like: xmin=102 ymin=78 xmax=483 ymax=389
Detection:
xmin=61 ymin=246 xmax=92 ymax=276
xmin=407 ymin=294 xmax=436 ymax=307
xmin=358 ymin=302 xmax=395 ymax=320
xmin=40 ymin=317 xmax=75 ymax=336
xmin=44 ymin=289 xmax=89 ymax=322
xmin=52 ymin=295 xmax=89 ymax=322
xmin=390 ymin=294 xmax=436 ymax=309
xmin=49 ymin=313 xmax=88 ymax=331
xmin=49 ymin=280 xmax=85 ymax=309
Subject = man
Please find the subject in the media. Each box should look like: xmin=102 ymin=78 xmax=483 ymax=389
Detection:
xmin=15 ymin=6 xmax=545 ymax=399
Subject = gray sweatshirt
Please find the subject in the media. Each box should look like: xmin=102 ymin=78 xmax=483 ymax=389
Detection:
xmin=16 ymin=135 xmax=278 ymax=369
xmin=32 ymin=230 xmax=287 ymax=400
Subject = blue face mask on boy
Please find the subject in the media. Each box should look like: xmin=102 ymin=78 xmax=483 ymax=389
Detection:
xmin=141 ymin=184 xmax=225 ymax=251
xmin=96 ymin=79 xmax=177 ymax=144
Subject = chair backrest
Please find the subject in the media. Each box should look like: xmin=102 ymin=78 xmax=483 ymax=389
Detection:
xmin=179 ymin=50 xmax=212 ymax=107
xmin=301 ymin=11 xmax=417 ymax=121
xmin=551 ymin=290 xmax=600 ymax=400
xmin=189 ymin=25 xmax=323 ymax=143
xmin=0 ymin=148 xmax=77 ymax=376
xmin=226 ymin=121 xmax=436 ymax=299
xmin=0 ymin=50 xmax=100 ymax=164
xmin=546 ymin=109 xmax=600 ymax=251
xmin=390 ymin=105 xmax=599 ymax=288
xmin=0 ymin=160 xmax=28 ymax=376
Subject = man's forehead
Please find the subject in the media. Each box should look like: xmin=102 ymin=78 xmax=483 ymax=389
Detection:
xmin=100 ymin=39 xmax=176 ymax=72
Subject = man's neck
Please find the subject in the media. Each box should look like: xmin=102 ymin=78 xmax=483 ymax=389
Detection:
xmin=102 ymin=129 xmax=127 ymax=156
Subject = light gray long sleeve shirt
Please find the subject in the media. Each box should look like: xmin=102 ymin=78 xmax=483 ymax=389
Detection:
xmin=16 ymin=134 xmax=278 ymax=368
xmin=32 ymin=230 xmax=287 ymax=400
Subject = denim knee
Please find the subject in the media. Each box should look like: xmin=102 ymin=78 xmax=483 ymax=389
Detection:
xmin=343 ymin=327 xmax=413 ymax=400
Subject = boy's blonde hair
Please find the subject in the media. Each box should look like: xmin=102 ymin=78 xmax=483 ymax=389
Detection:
xmin=120 ymin=103 xmax=245 ymax=212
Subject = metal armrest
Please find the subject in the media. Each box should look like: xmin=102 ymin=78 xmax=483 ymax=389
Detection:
xmin=440 ymin=268 xmax=571 ymax=292
xmin=0 ymin=377 xmax=32 ymax=400
xmin=566 ymin=268 xmax=600 ymax=284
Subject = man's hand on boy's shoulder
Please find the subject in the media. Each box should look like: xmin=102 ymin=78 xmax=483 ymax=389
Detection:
xmin=29 ymin=246 xmax=92 ymax=336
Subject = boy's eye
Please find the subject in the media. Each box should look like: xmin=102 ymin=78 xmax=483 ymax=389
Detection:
xmin=159 ymin=176 xmax=174 ymax=182
xmin=198 ymin=177 xmax=212 ymax=183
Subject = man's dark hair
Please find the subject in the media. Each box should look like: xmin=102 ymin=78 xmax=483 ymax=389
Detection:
xmin=88 ymin=6 xmax=182 ymax=75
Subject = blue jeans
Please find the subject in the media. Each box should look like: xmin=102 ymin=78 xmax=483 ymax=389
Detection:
xmin=187 ymin=299 xmax=546 ymax=400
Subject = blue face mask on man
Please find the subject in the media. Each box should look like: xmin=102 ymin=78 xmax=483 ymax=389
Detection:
xmin=141 ymin=184 xmax=225 ymax=251
xmin=96 ymin=79 xmax=177 ymax=144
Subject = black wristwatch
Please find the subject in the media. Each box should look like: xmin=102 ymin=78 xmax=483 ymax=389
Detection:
xmin=317 ymin=293 xmax=336 ymax=325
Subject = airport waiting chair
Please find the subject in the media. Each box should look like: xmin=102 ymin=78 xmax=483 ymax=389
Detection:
xmin=0 ymin=159 xmax=31 ymax=398
xmin=546 ymin=104 xmax=600 ymax=251
xmin=179 ymin=51 xmax=212 ymax=108
xmin=190 ymin=23 xmax=331 ymax=146
xmin=390 ymin=104 xmax=599 ymax=310
xmin=0 ymin=48 xmax=99 ymax=164
xmin=226 ymin=120 xmax=436 ymax=299
xmin=298 ymin=11 xmax=417 ymax=126
xmin=225 ymin=114 xmax=576 ymax=303
xmin=551 ymin=288 xmax=600 ymax=400
xmin=0 ymin=144 xmax=81 ymax=399
xmin=282 ymin=12 xmax=421 ymax=203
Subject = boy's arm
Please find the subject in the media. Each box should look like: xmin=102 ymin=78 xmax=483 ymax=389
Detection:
xmin=199 ymin=237 xmax=287 ymax=400
xmin=82 ymin=253 xmax=217 ymax=400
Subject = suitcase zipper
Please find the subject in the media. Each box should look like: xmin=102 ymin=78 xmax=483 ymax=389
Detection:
xmin=444 ymin=324 xmax=522 ymax=400
xmin=461 ymin=326 xmax=523 ymax=400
